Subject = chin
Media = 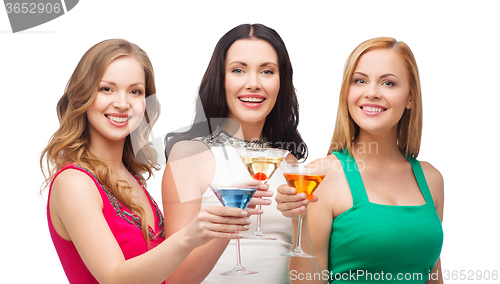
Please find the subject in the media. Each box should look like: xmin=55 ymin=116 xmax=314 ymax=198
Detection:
xmin=242 ymin=115 xmax=268 ymax=125
xmin=230 ymin=111 xmax=268 ymax=125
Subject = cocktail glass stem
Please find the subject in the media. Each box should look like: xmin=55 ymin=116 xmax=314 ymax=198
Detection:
xmin=249 ymin=204 xmax=275 ymax=239
xmin=253 ymin=205 xmax=263 ymax=235
xmin=247 ymin=181 xmax=276 ymax=240
xmin=235 ymin=237 xmax=243 ymax=269
xmin=220 ymin=234 xmax=258 ymax=275
xmin=281 ymin=212 xmax=315 ymax=258
xmin=293 ymin=214 xmax=305 ymax=254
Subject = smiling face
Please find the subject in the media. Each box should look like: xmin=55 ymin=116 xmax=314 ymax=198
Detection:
xmin=347 ymin=48 xmax=412 ymax=136
xmin=224 ymin=38 xmax=280 ymax=127
xmin=87 ymin=56 xmax=146 ymax=144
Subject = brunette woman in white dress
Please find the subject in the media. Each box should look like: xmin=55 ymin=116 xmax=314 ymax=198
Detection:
xmin=161 ymin=24 xmax=308 ymax=283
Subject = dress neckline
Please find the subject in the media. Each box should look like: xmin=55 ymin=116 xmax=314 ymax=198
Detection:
xmin=71 ymin=164 xmax=165 ymax=239
xmin=332 ymin=151 xmax=431 ymax=208
xmin=366 ymin=156 xmax=428 ymax=208
xmin=194 ymin=127 xmax=269 ymax=148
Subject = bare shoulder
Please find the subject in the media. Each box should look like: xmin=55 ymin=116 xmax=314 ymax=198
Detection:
xmin=50 ymin=168 xmax=103 ymax=240
xmin=309 ymin=155 xmax=346 ymax=197
xmin=162 ymin=140 xmax=215 ymax=203
xmin=310 ymin=154 xmax=345 ymax=180
xmin=164 ymin=140 xmax=214 ymax=179
xmin=52 ymin=168 xmax=99 ymax=198
xmin=167 ymin=140 xmax=212 ymax=162
xmin=51 ymin=168 xmax=102 ymax=210
xmin=309 ymin=154 xmax=353 ymax=218
xmin=419 ymin=161 xmax=444 ymax=215
xmin=420 ymin=161 xmax=444 ymax=191
xmin=309 ymin=154 xmax=340 ymax=167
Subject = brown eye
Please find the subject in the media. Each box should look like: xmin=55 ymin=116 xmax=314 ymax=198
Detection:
xmin=354 ymin=78 xmax=366 ymax=84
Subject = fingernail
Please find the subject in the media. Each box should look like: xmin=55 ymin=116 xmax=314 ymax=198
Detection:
xmin=241 ymin=211 xmax=248 ymax=216
xmin=237 ymin=233 xmax=244 ymax=238
xmin=245 ymin=218 xmax=251 ymax=224
xmin=243 ymin=225 xmax=249 ymax=230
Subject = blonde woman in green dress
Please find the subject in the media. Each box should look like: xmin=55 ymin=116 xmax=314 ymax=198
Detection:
xmin=276 ymin=37 xmax=444 ymax=283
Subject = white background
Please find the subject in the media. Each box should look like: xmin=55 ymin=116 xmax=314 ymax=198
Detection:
xmin=1 ymin=1 xmax=499 ymax=282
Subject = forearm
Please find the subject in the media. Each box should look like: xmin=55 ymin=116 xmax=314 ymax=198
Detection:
xmin=165 ymin=238 xmax=230 ymax=284
xmin=103 ymin=228 xmax=197 ymax=284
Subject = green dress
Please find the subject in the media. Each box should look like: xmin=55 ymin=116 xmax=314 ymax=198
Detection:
xmin=328 ymin=151 xmax=443 ymax=283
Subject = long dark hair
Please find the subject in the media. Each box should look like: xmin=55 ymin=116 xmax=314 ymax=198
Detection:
xmin=164 ymin=24 xmax=307 ymax=161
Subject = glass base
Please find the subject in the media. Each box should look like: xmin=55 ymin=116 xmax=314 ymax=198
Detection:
xmin=221 ymin=264 xmax=258 ymax=276
xmin=244 ymin=231 xmax=277 ymax=240
xmin=281 ymin=247 xmax=317 ymax=258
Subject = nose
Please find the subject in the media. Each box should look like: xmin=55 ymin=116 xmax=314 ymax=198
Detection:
xmin=112 ymin=92 xmax=131 ymax=110
xmin=364 ymin=83 xmax=381 ymax=100
xmin=245 ymin=73 xmax=261 ymax=90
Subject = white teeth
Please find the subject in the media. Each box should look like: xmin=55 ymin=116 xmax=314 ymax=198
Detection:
xmin=107 ymin=115 xmax=129 ymax=123
xmin=363 ymin=106 xmax=384 ymax=113
xmin=239 ymin=97 xmax=265 ymax=103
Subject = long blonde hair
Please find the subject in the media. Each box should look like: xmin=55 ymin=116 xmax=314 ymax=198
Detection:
xmin=328 ymin=37 xmax=422 ymax=158
xmin=40 ymin=39 xmax=161 ymax=242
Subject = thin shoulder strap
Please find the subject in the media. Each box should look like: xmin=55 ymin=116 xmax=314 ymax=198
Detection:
xmin=332 ymin=150 xmax=369 ymax=204
xmin=406 ymin=157 xmax=435 ymax=206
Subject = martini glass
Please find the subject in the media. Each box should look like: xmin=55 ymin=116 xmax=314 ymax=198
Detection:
xmin=280 ymin=161 xmax=330 ymax=258
xmin=236 ymin=147 xmax=289 ymax=240
xmin=209 ymin=181 xmax=260 ymax=275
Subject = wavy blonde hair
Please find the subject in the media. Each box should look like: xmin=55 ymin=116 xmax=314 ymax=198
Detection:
xmin=328 ymin=37 xmax=422 ymax=158
xmin=40 ymin=39 xmax=161 ymax=242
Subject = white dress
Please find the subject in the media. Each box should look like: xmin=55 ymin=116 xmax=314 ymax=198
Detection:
xmin=196 ymin=129 xmax=292 ymax=284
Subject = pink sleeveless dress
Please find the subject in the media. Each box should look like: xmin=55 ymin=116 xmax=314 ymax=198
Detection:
xmin=47 ymin=164 xmax=165 ymax=283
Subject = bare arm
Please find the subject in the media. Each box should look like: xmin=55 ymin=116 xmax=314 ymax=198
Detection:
xmin=161 ymin=141 xmax=230 ymax=283
xmin=277 ymin=184 xmax=328 ymax=284
xmin=277 ymin=156 xmax=349 ymax=284
xmin=161 ymin=141 xmax=269 ymax=283
xmin=276 ymin=157 xmax=340 ymax=284
xmin=422 ymin=162 xmax=444 ymax=284
xmin=49 ymin=168 xmax=249 ymax=284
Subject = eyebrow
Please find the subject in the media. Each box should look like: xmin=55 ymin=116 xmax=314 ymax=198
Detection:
xmin=100 ymin=80 xmax=145 ymax=87
xmin=353 ymin=72 xmax=400 ymax=80
xmin=227 ymin=61 xmax=278 ymax=68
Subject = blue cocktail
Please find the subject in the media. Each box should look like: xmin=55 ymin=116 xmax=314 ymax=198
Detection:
xmin=212 ymin=188 xmax=256 ymax=209
xmin=209 ymin=181 xmax=260 ymax=276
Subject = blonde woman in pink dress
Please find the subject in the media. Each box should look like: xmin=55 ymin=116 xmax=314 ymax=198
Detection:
xmin=40 ymin=39 xmax=252 ymax=284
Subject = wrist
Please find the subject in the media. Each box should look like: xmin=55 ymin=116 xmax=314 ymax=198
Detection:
xmin=175 ymin=227 xmax=200 ymax=252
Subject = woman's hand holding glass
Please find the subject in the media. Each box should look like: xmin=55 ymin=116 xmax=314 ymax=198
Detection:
xmin=275 ymin=184 xmax=318 ymax=219
xmin=182 ymin=205 xmax=251 ymax=248
xmin=276 ymin=183 xmax=321 ymax=258
xmin=246 ymin=183 xmax=272 ymax=216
